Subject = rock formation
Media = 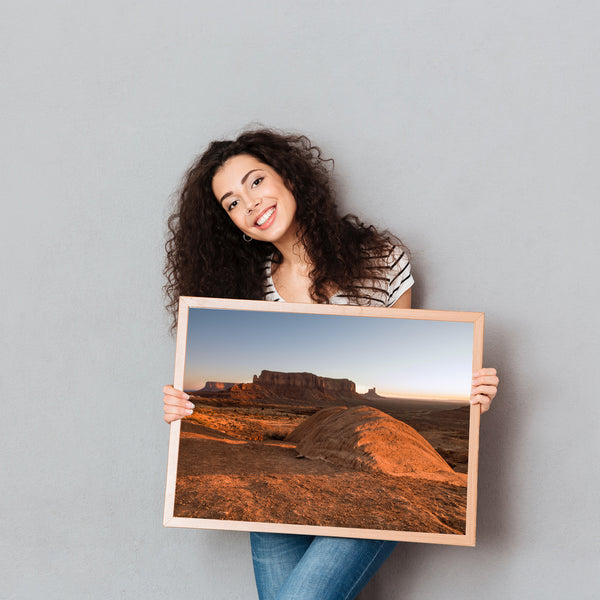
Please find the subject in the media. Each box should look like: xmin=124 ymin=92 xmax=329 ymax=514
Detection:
xmin=253 ymin=370 xmax=356 ymax=393
xmin=362 ymin=387 xmax=383 ymax=400
xmin=192 ymin=371 xmax=371 ymax=407
xmin=199 ymin=381 xmax=235 ymax=393
xmin=287 ymin=405 xmax=465 ymax=483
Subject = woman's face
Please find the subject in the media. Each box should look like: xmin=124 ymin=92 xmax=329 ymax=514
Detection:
xmin=212 ymin=154 xmax=298 ymax=245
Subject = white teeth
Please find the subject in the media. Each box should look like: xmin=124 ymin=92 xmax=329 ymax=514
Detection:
xmin=256 ymin=207 xmax=275 ymax=226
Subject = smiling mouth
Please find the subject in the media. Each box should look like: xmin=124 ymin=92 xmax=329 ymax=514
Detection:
xmin=255 ymin=206 xmax=276 ymax=228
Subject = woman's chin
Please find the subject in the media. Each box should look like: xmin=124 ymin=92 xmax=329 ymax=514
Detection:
xmin=253 ymin=224 xmax=290 ymax=243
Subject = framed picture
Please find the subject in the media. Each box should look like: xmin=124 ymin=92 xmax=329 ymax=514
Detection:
xmin=164 ymin=297 xmax=484 ymax=546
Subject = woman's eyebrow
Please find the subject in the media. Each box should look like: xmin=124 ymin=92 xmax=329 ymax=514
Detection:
xmin=241 ymin=168 xmax=261 ymax=185
xmin=219 ymin=169 xmax=262 ymax=204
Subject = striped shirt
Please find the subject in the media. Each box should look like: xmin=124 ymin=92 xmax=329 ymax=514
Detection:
xmin=263 ymin=245 xmax=414 ymax=307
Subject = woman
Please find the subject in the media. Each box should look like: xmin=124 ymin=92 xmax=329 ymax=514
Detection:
xmin=162 ymin=129 xmax=498 ymax=600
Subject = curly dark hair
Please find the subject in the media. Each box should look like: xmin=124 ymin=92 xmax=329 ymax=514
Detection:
xmin=164 ymin=128 xmax=408 ymax=329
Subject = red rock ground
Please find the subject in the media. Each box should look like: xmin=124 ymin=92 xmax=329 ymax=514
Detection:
xmin=174 ymin=405 xmax=468 ymax=535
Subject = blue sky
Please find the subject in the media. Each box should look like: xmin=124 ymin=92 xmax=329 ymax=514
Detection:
xmin=183 ymin=307 xmax=474 ymax=399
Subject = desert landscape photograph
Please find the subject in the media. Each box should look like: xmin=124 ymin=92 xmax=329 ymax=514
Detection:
xmin=167 ymin=301 xmax=481 ymax=541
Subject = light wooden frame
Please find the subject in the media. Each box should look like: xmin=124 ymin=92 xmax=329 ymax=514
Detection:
xmin=164 ymin=297 xmax=484 ymax=546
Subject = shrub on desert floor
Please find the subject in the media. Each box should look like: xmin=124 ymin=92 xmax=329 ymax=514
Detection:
xmin=262 ymin=424 xmax=295 ymax=441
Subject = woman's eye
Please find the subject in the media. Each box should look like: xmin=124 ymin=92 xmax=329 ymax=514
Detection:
xmin=251 ymin=176 xmax=264 ymax=188
xmin=227 ymin=199 xmax=239 ymax=212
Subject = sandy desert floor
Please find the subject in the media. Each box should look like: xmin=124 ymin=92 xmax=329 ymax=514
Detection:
xmin=174 ymin=406 xmax=468 ymax=534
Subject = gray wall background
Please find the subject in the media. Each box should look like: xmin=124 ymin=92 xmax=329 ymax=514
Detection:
xmin=2 ymin=2 xmax=599 ymax=598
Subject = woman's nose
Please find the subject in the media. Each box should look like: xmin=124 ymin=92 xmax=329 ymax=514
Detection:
xmin=244 ymin=196 xmax=262 ymax=215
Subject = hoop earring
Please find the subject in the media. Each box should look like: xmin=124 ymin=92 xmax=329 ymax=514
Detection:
xmin=242 ymin=234 xmax=253 ymax=243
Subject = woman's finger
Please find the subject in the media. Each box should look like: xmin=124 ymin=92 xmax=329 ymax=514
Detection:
xmin=163 ymin=401 xmax=194 ymax=414
xmin=472 ymin=377 xmax=499 ymax=391
xmin=163 ymin=394 xmax=195 ymax=409
xmin=163 ymin=404 xmax=195 ymax=423
xmin=471 ymin=368 xmax=499 ymax=414
xmin=471 ymin=384 xmax=497 ymax=400
xmin=470 ymin=393 xmax=492 ymax=414
xmin=164 ymin=412 xmax=191 ymax=424
xmin=162 ymin=384 xmax=195 ymax=424
xmin=472 ymin=369 xmax=497 ymax=384
xmin=472 ymin=368 xmax=497 ymax=378
xmin=163 ymin=384 xmax=190 ymax=400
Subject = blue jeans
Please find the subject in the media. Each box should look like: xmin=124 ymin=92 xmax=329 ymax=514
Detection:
xmin=250 ymin=532 xmax=397 ymax=600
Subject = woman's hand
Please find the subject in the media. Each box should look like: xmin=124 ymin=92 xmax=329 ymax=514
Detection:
xmin=163 ymin=385 xmax=195 ymax=424
xmin=471 ymin=368 xmax=499 ymax=414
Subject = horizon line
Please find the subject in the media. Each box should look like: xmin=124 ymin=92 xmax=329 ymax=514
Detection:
xmin=185 ymin=379 xmax=469 ymax=402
